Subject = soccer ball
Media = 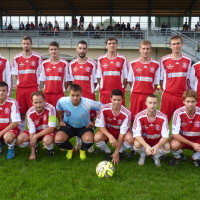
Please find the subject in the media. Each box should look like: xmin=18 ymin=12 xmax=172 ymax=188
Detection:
xmin=96 ymin=161 xmax=115 ymax=178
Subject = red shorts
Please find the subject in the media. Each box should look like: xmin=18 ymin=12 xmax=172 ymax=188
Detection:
xmin=23 ymin=130 xmax=55 ymax=141
xmin=130 ymin=93 xmax=148 ymax=121
xmin=7 ymin=127 xmax=21 ymax=136
xmin=45 ymin=93 xmax=64 ymax=107
xmin=16 ymin=87 xmax=39 ymax=114
xmin=144 ymin=139 xmax=160 ymax=147
xmin=100 ymin=93 xmax=126 ymax=106
xmin=160 ymin=92 xmax=184 ymax=122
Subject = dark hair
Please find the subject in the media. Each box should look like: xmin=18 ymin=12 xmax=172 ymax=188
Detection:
xmin=21 ymin=35 xmax=32 ymax=43
xmin=183 ymin=90 xmax=198 ymax=101
xmin=69 ymin=84 xmax=82 ymax=93
xmin=77 ymin=40 xmax=87 ymax=47
xmin=31 ymin=91 xmax=45 ymax=100
xmin=146 ymin=94 xmax=158 ymax=100
xmin=106 ymin=37 xmax=118 ymax=45
xmin=49 ymin=41 xmax=59 ymax=48
xmin=170 ymin=35 xmax=183 ymax=44
xmin=0 ymin=81 xmax=8 ymax=90
xmin=111 ymin=89 xmax=123 ymax=98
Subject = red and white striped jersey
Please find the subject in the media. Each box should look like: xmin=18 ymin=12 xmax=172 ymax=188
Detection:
xmin=0 ymin=56 xmax=12 ymax=95
xmin=95 ymin=103 xmax=131 ymax=137
xmin=69 ymin=58 xmax=97 ymax=100
xmin=128 ymin=58 xmax=160 ymax=94
xmin=26 ymin=102 xmax=56 ymax=134
xmin=97 ymin=53 xmax=129 ymax=94
xmin=133 ymin=109 xmax=169 ymax=142
xmin=0 ymin=97 xmax=21 ymax=131
xmin=39 ymin=58 xmax=69 ymax=94
xmin=172 ymin=106 xmax=200 ymax=140
xmin=160 ymin=54 xmax=191 ymax=96
xmin=189 ymin=62 xmax=200 ymax=103
xmin=12 ymin=52 xmax=42 ymax=88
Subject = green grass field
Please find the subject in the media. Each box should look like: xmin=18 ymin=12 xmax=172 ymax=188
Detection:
xmin=0 ymin=91 xmax=199 ymax=200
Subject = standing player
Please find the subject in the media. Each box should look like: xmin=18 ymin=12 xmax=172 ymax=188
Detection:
xmin=133 ymin=94 xmax=170 ymax=167
xmin=0 ymin=81 xmax=21 ymax=159
xmin=69 ymin=40 xmax=97 ymax=151
xmin=55 ymin=84 xmax=102 ymax=160
xmin=160 ymin=35 xmax=192 ymax=122
xmin=39 ymin=41 xmax=69 ymax=107
xmin=189 ymin=61 xmax=200 ymax=106
xmin=97 ymin=37 xmax=129 ymax=105
xmin=94 ymin=89 xmax=133 ymax=164
xmin=16 ymin=91 xmax=56 ymax=160
xmin=170 ymin=90 xmax=200 ymax=167
xmin=128 ymin=40 xmax=160 ymax=121
xmin=12 ymin=36 xmax=42 ymax=130
xmin=0 ymin=55 xmax=12 ymax=96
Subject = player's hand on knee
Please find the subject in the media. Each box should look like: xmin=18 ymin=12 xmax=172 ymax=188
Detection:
xmin=192 ymin=143 xmax=200 ymax=152
xmin=59 ymin=121 xmax=66 ymax=127
xmin=146 ymin=146 xmax=153 ymax=155
xmin=151 ymin=146 xmax=159 ymax=155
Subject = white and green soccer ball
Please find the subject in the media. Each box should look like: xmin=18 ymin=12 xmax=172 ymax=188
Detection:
xmin=96 ymin=161 xmax=115 ymax=178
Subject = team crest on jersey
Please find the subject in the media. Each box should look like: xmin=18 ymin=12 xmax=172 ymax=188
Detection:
xmin=149 ymin=67 xmax=155 ymax=73
xmin=85 ymin=67 xmax=91 ymax=72
xmin=116 ymin=62 xmax=121 ymax=67
xmin=182 ymin=63 xmax=187 ymax=68
xmin=117 ymin=119 xmax=122 ymax=125
xmin=0 ymin=61 xmax=3 ymax=65
xmin=103 ymin=63 xmax=108 ymax=68
xmin=136 ymin=68 xmax=143 ymax=73
xmin=155 ymin=125 xmax=161 ymax=131
xmin=31 ymin=61 xmax=36 ymax=67
xmin=58 ymin=67 xmax=63 ymax=73
xmin=4 ymin=108 xmax=10 ymax=114
xmin=43 ymin=115 xmax=47 ymax=121
xmin=167 ymin=64 xmax=174 ymax=69
xmin=81 ymin=113 xmax=85 ymax=117
xmin=194 ymin=121 xmax=200 ymax=127
xmin=46 ymin=67 xmax=51 ymax=72
xmin=73 ymin=67 xmax=78 ymax=72
xmin=65 ymin=110 xmax=71 ymax=116
xmin=181 ymin=122 xmax=187 ymax=127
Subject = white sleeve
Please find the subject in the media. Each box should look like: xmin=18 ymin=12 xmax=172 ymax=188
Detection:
xmin=96 ymin=60 xmax=102 ymax=78
xmin=127 ymin=65 xmax=134 ymax=82
xmin=39 ymin=64 xmax=46 ymax=81
xmin=11 ymin=59 xmax=18 ymax=75
xmin=3 ymin=60 xmax=12 ymax=95
xmin=132 ymin=117 xmax=142 ymax=137
xmin=160 ymin=60 xmax=164 ymax=81
xmin=122 ymin=58 xmax=128 ymax=79
xmin=186 ymin=59 xmax=192 ymax=79
xmin=154 ymin=65 xmax=161 ymax=85
xmin=161 ymin=118 xmax=169 ymax=138
xmin=10 ymin=102 xmax=21 ymax=123
xmin=48 ymin=106 xmax=57 ymax=127
xmin=68 ymin=62 xmax=74 ymax=81
xmin=172 ymin=112 xmax=181 ymax=134
xmin=92 ymin=61 xmax=98 ymax=83
xmin=64 ymin=62 xmax=70 ymax=82
xmin=36 ymin=57 xmax=43 ymax=85
xmin=120 ymin=115 xmax=130 ymax=134
xmin=95 ymin=109 xmax=105 ymax=127
xmin=27 ymin=116 xmax=36 ymax=134
xmin=189 ymin=64 xmax=196 ymax=90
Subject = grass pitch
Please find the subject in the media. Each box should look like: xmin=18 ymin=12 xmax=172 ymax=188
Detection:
xmin=0 ymin=91 xmax=199 ymax=200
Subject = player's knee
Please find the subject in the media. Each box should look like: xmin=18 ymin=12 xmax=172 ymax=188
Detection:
xmin=134 ymin=140 xmax=142 ymax=149
xmin=16 ymin=137 xmax=23 ymax=145
xmin=94 ymin=131 xmax=103 ymax=143
xmin=124 ymin=135 xmax=134 ymax=145
xmin=170 ymin=139 xmax=181 ymax=151
xmin=43 ymin=138 xmax=53 ymax=146
xmin=163 ymin=142 xmax=171 ymax=151
xmin=82 ymin=133 xmax=94 ymax=143
xmin=3 ymin=134 xmax=15 ymax=144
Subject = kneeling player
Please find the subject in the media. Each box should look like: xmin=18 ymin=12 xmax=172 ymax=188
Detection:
xmin=0 ymin=81 xmax=21 ymax=159
xmin=94 ymin=89 xmax=134 ymax=165
xmin=16 ymin=91 xmax=56 ymax=160
xmin=170 ymin=90 xmax=200 ymax=167
xmin=55 ymin=84 xmax=102 ymax=160
xmin=133 ymin=94 xmax=170 ymax=167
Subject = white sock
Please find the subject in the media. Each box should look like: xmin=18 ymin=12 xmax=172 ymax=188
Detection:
xmin=119 ymin=142 xmax=132 ymax=153
xmin=192 ymin=152 xmax=200 ymax=160
xmin=18 ymin=142 xmax=30 ymax=148
xmin=76 ymin=137 xmax=82 ymax=145
xmin=43 ymin=143 xmax=54 ymax=150
xmin=154 ymin=148 xmax=170 ymax=158
xmin=135 ymin=146 xmax=146 ymax=157
xmin=6 ymin=139 xmax=16 ymax=150
xmin=172 ymin=149 xmax=183 ymax=159
xmin=96 ymin=141 xmax=111 ymax=153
